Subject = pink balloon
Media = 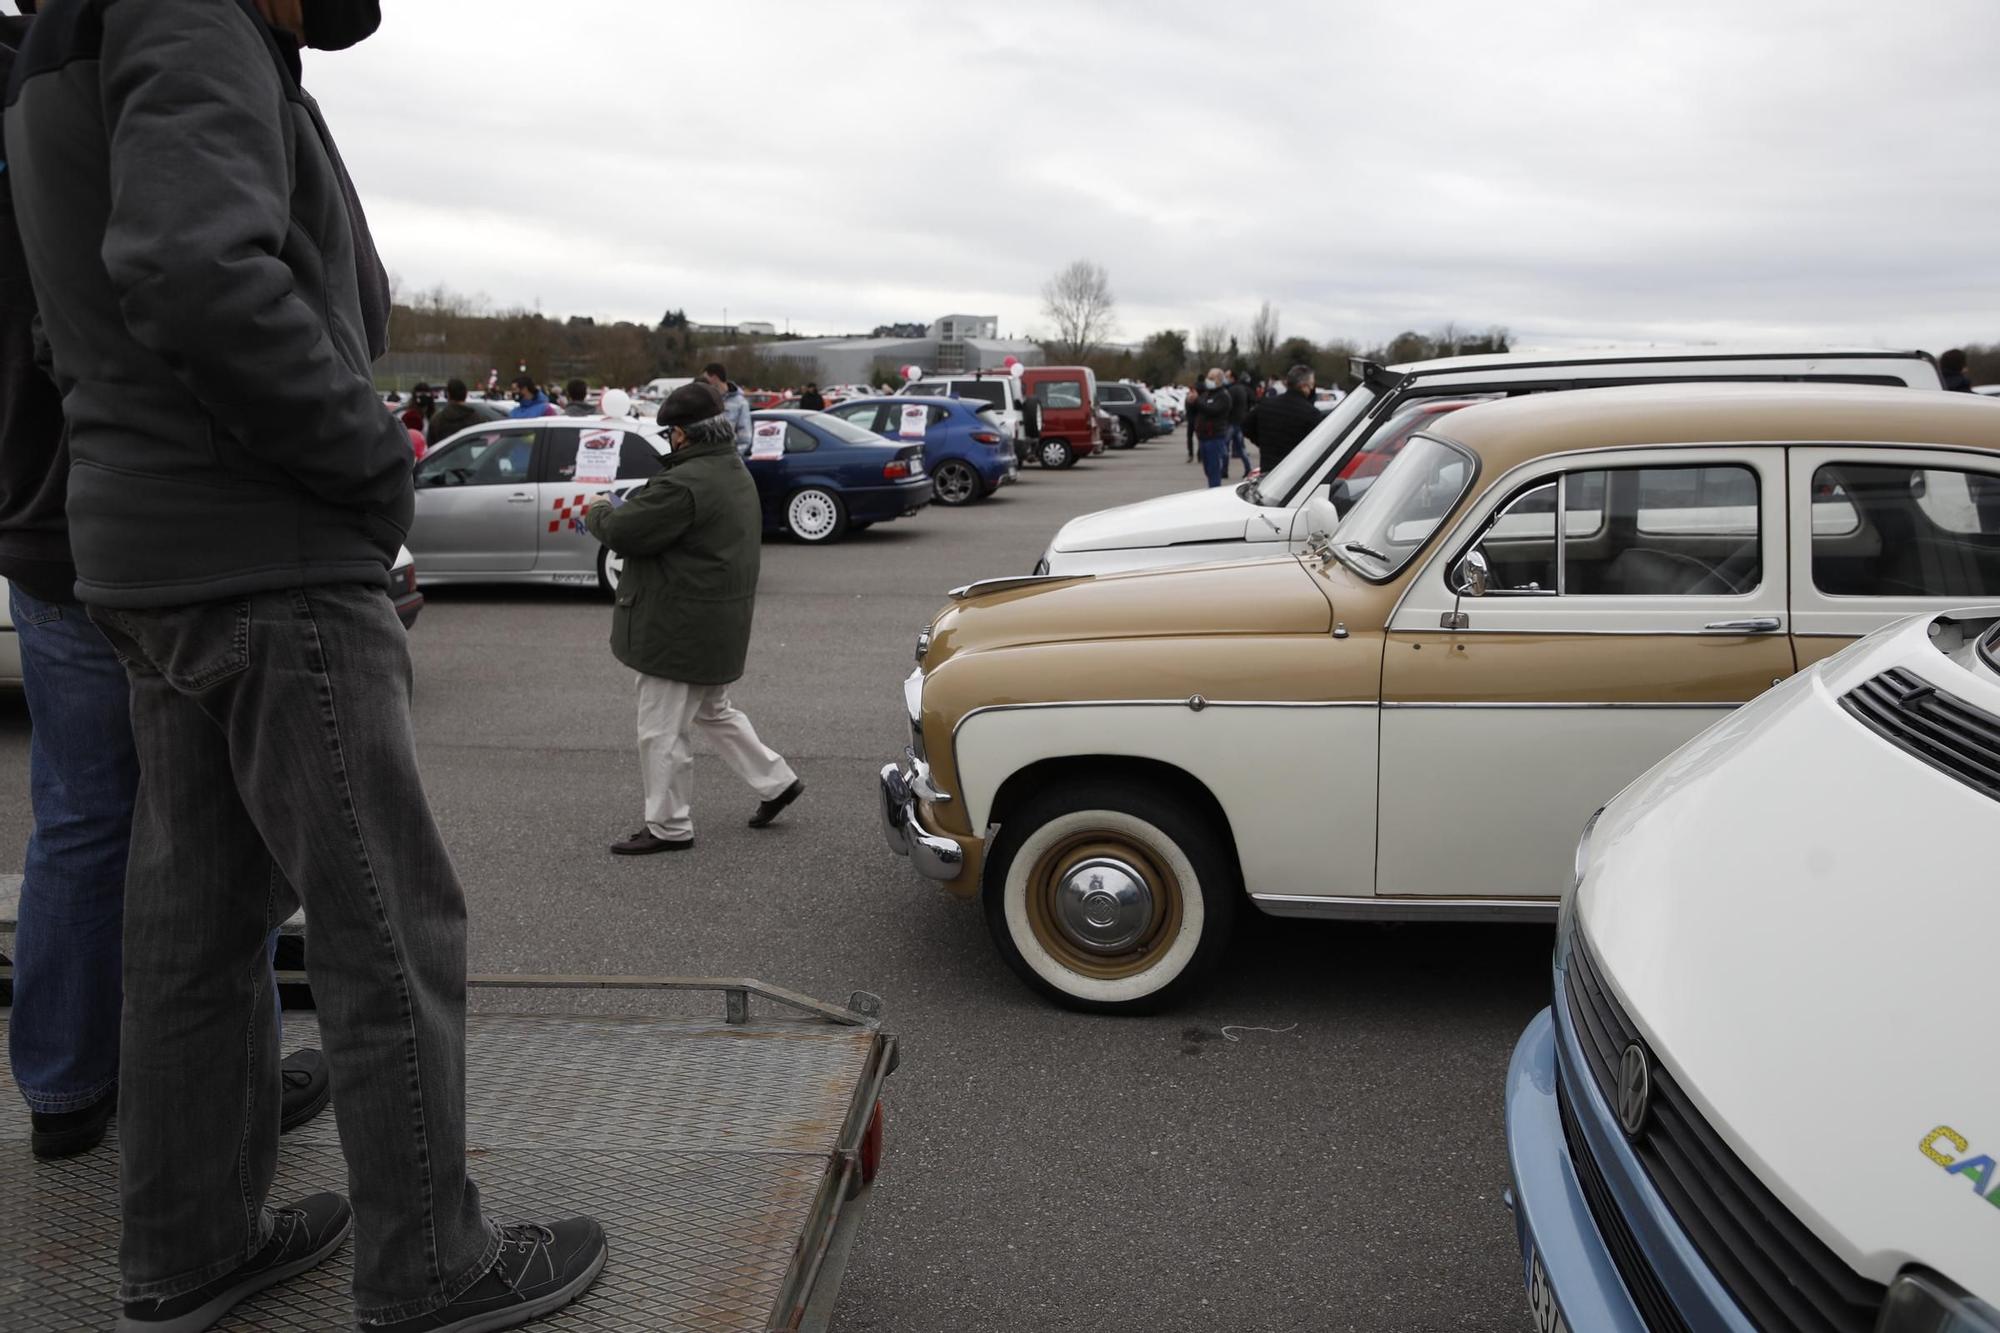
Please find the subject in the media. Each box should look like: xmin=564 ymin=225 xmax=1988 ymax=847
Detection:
xmin=1002 ymin=355 xmax=1019 ymax=368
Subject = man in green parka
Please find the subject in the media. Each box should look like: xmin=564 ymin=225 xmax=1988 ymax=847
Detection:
xmin=586 ymin=382 xmax=804 ymax=854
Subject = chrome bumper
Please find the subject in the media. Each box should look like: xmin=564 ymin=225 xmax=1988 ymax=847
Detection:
xmin=878 ymin=753 xmax=964 ymax=881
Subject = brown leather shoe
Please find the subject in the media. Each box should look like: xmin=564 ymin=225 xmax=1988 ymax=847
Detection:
xmin=610 ymin=830 xmax=694 ymax=855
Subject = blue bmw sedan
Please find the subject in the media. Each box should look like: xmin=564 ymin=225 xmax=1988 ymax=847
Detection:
xmin=746 ymin=410 xmax=932 ymax=543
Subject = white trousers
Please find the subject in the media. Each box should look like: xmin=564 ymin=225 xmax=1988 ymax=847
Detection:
xmin=635 ymin=674 xmax=797 ymax=839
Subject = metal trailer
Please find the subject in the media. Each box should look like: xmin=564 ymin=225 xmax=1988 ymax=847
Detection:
xmin=0 ymin=891 xmax=896 ymax=1333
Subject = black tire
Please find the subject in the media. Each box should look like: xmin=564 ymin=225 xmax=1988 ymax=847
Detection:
xmin=1039 ymin=438 xmax=1074 ymax=469
xmin=1112 ymin=417 xmax=1135 ymax=449
xmin=785 ymin=487 xmax=849 ymax=543
xmin=596 ymin=545 xmax=623 ymax=600
xmin=982 ymin=778 xmax=1236 ymax=1014
xmin=932 ymin=459 xmax=983 ymax=506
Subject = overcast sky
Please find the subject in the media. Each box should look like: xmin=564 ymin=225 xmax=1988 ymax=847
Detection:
xmin=308 ymin=0 xmax=2000 ymax=353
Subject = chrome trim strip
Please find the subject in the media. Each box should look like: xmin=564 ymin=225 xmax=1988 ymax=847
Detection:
xmin=949 ymin=698 xmax=1374 ymax=742
xmin=1252 ymin=893 xmax=1556 ymax=922
xmin=1390 ymin=625 xmax=1783 ymax=637
xmin=947 ymin=574 xmax=1087 ymax=600
xmin=1380 ymin=701 xmax=1734 ymax=710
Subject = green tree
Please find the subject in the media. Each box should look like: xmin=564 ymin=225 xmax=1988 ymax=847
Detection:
xmin=1133 ymin=329 xmax=1190 ymax=386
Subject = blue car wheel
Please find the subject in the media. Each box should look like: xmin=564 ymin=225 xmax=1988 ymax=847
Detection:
xmin=932 ymin=458 xmax=983 ymax=506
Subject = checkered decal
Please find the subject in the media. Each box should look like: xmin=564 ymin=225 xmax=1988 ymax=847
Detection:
xmin=550 ymin=493 xmax=590 ymax=535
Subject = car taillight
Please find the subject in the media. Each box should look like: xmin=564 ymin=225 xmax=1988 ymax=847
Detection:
xmin=971 ymin=431 xmax=1001 ymax=444
xmin=1139 ymin=404 xmax=1155 ymax=414
xmin=884 ymin=459 xmax=911 ymax=479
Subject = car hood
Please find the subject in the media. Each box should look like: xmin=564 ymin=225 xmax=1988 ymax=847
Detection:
xmin=1050 ymin=484 xmax=1270 ymax=553
xmin=926 ymin=557 xmax=1331 ymax=666
xmin=1576 ymin=612 xmax=2000 ymax=1303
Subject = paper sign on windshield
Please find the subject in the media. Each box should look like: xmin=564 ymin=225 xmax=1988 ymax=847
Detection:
xmin=898 ymin=404 xmax=929 ymax=440
xmin=750 ymin=419 xmax=787 ymax=460
xmin=573 ymin=430 xmax=622 ymax=485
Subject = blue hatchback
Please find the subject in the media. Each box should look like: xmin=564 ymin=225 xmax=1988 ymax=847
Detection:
xmin=819 ymin=396 xmax=1018 ymax=506
xmin=745 ymin=410 xmax=932 ymax=544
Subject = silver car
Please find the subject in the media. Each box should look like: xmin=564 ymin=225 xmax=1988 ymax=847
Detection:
xmin=409 ymin=416 xmax=670 ymax=592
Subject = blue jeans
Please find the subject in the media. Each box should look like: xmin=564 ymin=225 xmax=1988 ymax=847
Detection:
xmin=92 ymin=586 xmax=498 ymax=1320
xmin=1229 ymin=426 xmax=1252 ymax=476
xmin=8 ymin=585 xmax=134 ymax=1114
xmin=1198 ymin=437 xmax=1228 ymax=487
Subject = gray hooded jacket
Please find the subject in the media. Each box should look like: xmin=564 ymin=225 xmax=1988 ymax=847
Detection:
xmin=3 ymin=0 xmax=412 ymax=607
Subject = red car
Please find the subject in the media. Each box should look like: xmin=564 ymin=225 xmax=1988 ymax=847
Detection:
xmin=1019 ymin=365 xmax=1101 ymax=469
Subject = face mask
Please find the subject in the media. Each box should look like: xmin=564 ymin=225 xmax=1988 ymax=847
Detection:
xmin=302 ymin=0 xmax=381 ymax=50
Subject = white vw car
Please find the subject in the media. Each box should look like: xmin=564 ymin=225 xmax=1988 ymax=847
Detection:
xmin=1038 ymin=349 xmax=1945 ymax=576
xmin=1507 ymin=606 xmax=2000 ymax=1331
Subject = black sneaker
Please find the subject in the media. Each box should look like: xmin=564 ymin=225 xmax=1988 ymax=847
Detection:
xmin=280 ymin=1048 xmax=332 ymax=1133
xmin=748 ymin=778 xmax=805 ymax=828
xmin=361 ymin=1218 xmax=607 ymax=1333
xmin=116 ymin=1192 xmax=351 ymax=1333
xmin=30 ymin=1094 xmax=116 ymax=1159
xmin=609 ymin=830 xmax=693 ymax=855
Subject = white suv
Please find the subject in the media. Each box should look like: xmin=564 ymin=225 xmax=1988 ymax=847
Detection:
xmin=1039 ymin=349 xmax=1944 ymax=575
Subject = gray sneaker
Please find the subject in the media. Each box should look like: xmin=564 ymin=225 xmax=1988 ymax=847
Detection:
xmin=359 ymin=1218 xmax=607 ymax=1333
xmin=116 ymin=1192 xmax=351 ymax=1333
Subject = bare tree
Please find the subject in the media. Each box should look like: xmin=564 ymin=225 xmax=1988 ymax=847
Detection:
xmin=1193 ymin=322 xmax=1232 ymax=371
xmin=1249 ymin=301 xmax=1280 ymax=371
xmin=1040 ymin=259 xmax=1116 ymax=363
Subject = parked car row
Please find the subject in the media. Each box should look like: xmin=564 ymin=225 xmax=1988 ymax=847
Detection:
xmin=877 ymin=364 xmax=1999 ymax=1332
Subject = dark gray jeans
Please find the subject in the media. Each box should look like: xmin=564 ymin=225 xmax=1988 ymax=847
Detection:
xmin=92 ymin=585 xmax=499 ymax=1322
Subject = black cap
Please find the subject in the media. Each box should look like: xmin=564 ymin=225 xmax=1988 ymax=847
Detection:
xmin=657 ymin=381 xmax=724 ymax=429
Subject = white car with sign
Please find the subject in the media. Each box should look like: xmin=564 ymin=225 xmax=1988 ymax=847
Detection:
xmin=406 ymin=415 xmax=671 ymax=592
xmin=1506 ymin=606 xmax=2000 ymax=1331
xmin=1037 ymin=349 xmax=1945 ymax=576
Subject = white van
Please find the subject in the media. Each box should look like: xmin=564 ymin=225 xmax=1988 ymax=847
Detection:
xmin=1038 ymin=349 xmax=1944 ymax=575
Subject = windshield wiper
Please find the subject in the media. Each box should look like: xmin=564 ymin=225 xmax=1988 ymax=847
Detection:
xmin=1342 ymin=541 xmax=1389 ymax=563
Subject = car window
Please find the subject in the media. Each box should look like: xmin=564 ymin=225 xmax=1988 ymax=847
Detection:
xmin=1463 ymin=464 xmax=1762 ymax=597
xmin=1099 ymin=385 xmax=1131 ymax=403
xmin=952 ymin=382 xmax=1007 ymax=410
xmin=828 ymin=402 xmax=883 ymax=428
xmin=537 ymin=427 xmax=585 ymax=483
xmin=1035 ymin=380 xmax=1084 ymax=409
xmin=618 ymin=433 xmax=665 ymax=479
xmin=416 ymin=430 xmax=536 ymax=488
xmin=811 ymin=413 xmax=900 ymax=448
xmin=1330 ymin=434 xmax=1477 ymax=581
xmin=784 ymin=424 xmax=818 ymax=454
xmin=1811 ymin=462 xmax=2000 ymax=597
xmin=909 ymin=382 xmax=945 ymax=397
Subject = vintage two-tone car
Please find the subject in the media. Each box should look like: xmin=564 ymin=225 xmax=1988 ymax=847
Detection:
xmin=880 ymin=382 xmax=2000 ymax=1012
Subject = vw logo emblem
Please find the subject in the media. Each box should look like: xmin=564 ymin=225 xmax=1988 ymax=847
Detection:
xmin=1617 ymin=1043 xmax=1651 ymax=1137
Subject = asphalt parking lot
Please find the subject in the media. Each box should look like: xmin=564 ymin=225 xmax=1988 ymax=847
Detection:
xmin=0 ymin=438 xmax=1551 ymax=1333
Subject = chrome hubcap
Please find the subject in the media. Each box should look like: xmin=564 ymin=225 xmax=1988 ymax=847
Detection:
xmin=1042 ymin=443 xmax=1065 ymax=466
xmin=938 ymin=464 xmax=974 ymax=501
xmin=1053 ymin=857 xmax=1154 ymax=954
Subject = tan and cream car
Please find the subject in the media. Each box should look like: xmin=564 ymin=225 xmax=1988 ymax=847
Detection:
xmin=879 ymin=383 xmax=2000 ymax=1012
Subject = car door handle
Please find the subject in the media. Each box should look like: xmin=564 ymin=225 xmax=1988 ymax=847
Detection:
xmin=507 ymin=493 xmax=534 ymax=504
xmin=1701 ymin=617 xmax=1782 ymax=633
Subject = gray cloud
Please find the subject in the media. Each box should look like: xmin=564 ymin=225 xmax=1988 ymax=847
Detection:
xmin=308 ymin=0 xmax=2000 ymax=351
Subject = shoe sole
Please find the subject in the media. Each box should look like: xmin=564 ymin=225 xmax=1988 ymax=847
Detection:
xmin=114 ymin=1212 xmax=353 ymax=1333
xmin=419 ymin=1240 xmax=608 ymax=1333
xmin=279 ymin=1078 xmax=332 ymax=1135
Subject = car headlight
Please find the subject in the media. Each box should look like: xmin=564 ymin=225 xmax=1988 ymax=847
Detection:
xmin=1556 ymin=806 xmax=1604 ymax=972
xmin=1877 ymin=1270 xmax=2000 ymax=1332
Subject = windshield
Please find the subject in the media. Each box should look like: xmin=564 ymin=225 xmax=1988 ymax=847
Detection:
xmin=1256 ymin=385 xmax=1377 ymax=506
xmin=797 ymin=412 xmax=893 ymax=448
xmin=1982 ymin=621 xmax=2000 ymax=677
xmin=1329 ymin=434 xmax=1477 ymax=581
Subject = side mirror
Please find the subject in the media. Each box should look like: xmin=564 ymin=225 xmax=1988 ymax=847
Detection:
xmin=1454 ymin=549 xmax=1490 ymax=597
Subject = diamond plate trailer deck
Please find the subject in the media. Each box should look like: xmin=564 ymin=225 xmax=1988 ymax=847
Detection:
xmin=0 ymin=976 xmax=897 ymax=1333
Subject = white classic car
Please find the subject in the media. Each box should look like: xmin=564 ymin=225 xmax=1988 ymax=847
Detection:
xmin=1507 ymin=605 xmax=2000 ymax=1331
xmin=1038 ymin=349 xmax=1946 ymax=577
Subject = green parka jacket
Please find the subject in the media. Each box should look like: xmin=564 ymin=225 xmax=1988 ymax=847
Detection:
xmin=584 ymin=434 xmax=762 ymax=684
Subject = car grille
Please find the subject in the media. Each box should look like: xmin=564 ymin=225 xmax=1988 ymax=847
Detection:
xmin=1840 ymin=667 xmax=2000 ymax=802
xmin=1565 ymin=939 xmax=1885 ymax=1333
xmin=1556 ymin=1080 xmax=1691 ymax=1333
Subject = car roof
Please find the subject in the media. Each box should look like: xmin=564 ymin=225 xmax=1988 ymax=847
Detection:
xmin=455 ymin=415 xmax=661 ymax=434
xmin=1390 ymin=347 xmax=1931 ymax=375
xmin=844 ymin=395 xmax=964 ymax=406
xmin=1429 ymin=382 xmax=2000 ymax=478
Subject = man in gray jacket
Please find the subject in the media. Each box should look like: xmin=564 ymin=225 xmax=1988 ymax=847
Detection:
xmin=5 ymin=2 xmax=603 ymax=1330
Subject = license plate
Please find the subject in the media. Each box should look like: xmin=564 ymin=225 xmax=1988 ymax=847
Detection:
xmin=909 ymin=462 xmax=924 ymax=477
xmin=1525 ymin=1248 xmax=1570 ymax=1333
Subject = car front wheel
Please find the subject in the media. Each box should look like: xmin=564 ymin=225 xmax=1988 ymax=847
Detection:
xmin=932 ymin=459 xmax=982 ymax=506
xmin=984 ymin=779 xmax=1236 ymax=1014
xmin=1113 ymin=418 xmax=1135 ymax=449
xmin=786 ymin=487 xmax=849 ymax=543
xmin=1038 ymin=438 xmax=1074 ymax=469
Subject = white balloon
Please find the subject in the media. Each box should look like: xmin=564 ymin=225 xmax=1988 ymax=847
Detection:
xmin=598 ymin=388 xmax=632 ymax=419
xmin=903 ymin=364 xmax=921 ymax=381
xmin=1008 ymin=361 xmax=1025 ymax=380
